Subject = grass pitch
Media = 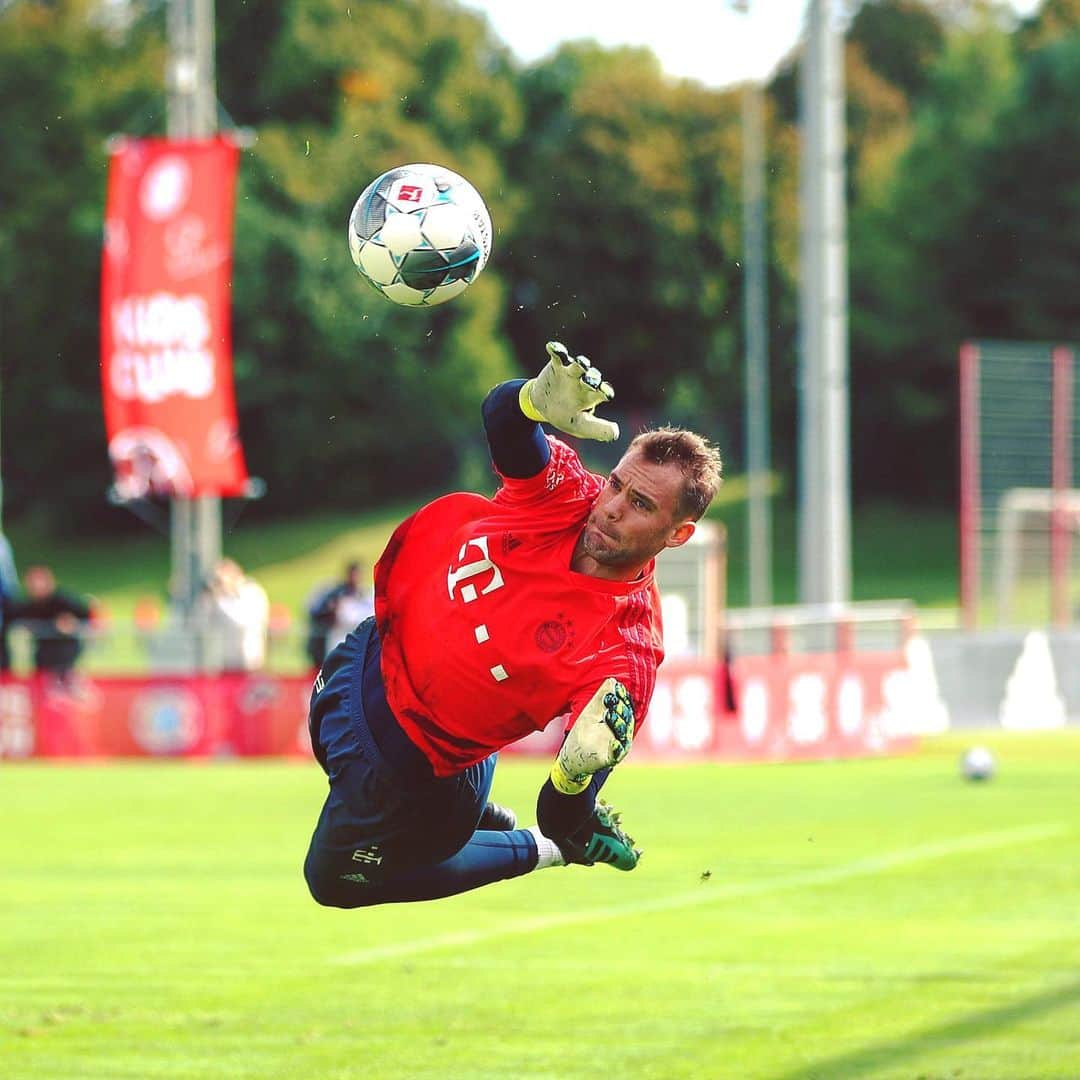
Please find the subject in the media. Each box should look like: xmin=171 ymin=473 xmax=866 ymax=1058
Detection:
xmin=2 ymin=732 xmax=1078 ymax=1080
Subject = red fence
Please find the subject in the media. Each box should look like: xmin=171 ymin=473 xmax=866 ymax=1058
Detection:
xmin=0 ymin=649 xmax=913 ymax=762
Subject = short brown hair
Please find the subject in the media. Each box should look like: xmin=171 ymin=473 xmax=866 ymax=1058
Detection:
xmin=627 ymin=427 xmax=722 ymax=521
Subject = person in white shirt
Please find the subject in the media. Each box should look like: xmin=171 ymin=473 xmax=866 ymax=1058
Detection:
xmin=201 ymin=558 xmax=270 ymax=672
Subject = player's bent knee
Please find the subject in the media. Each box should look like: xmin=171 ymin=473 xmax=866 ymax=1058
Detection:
xmin=304 ymin=849 xmax=386 ymax=910
xmin=303 ymin=854 xmax=336 ymax=907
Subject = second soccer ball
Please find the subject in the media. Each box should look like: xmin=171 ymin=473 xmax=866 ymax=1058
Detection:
xmin=960 ymin=745 xmax=996 ymax=782
xmin=347 ymin=163 xmax=492 ymax=307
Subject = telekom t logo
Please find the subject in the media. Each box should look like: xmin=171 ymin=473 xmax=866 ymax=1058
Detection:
xmin=447 ymin=535 xmax=504 ymax=603
xmin=398 ymin=184 xmax=424 ymax=203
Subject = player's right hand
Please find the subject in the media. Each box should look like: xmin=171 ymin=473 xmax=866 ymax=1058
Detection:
xmin=518 ymin=341 xmax=620 ymax=443
xmin=550 ymin=677 xmax=635 ymax=794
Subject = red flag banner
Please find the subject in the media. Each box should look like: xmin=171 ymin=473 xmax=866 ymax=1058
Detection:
xmin=100 ymin=136 xmax=248 ymax=498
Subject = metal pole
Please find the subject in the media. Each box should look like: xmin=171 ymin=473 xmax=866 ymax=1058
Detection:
xmin=798 ymin=0 xmax=823 ymax=605
xmin=166 ymin=0 xmax=221 ymax=630
xmin=1051 ymin=346 xmax=1074 ymax=627
xmin=958 ymin=342 xmax=981 ymax=629
xmin=742 ymin=80 xmax=772 ymax=607
xmin=798 ymin=0 xmax=851 ymax=605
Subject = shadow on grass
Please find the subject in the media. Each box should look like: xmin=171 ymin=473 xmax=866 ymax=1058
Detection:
xmin=776 ymin=978 xmax=1080 ymax=1080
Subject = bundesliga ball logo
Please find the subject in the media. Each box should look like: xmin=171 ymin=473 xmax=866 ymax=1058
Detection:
xmin=348 ymin=163 xmax=492 ymax=307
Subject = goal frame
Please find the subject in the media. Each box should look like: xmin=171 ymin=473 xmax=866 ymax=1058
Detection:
xmin=960 ymin=341 xmax=1076 ymax=628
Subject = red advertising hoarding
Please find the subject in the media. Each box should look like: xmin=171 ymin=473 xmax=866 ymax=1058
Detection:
xmin=0 ymin=651 xmax=914 ymax=762
xmin=100 ymin=136 xmax=248 ymax=498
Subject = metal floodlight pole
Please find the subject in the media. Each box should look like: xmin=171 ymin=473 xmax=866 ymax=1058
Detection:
xmin=729 ymin=0 xmax=773 ymax=609
xmin=798 ymin=0 xmax=851 ymax=605
xmin=166 ymin=0 xmax=221 ymax=622
xmin=742 ymin=78 xmax=772 ymax=607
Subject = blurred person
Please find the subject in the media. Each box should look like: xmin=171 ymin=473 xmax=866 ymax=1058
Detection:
xmin=0 ymin=528 xmax=20 ymax=673
xmin=9 ymin=565 xmax=93 ymax=683
xmin=199 ymin=558 xmax=270 ymax=673
xmin=304 ymin=341 xmax=721 ymax=908
xmin=304 ymin=560 xmax=375 ymax=670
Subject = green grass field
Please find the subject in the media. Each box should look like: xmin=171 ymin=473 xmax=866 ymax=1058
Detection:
xmin=3 ymin=732 xmax=1078 ymax=1079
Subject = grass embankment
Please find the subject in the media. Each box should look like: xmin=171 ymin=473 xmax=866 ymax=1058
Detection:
xmin=5 ymin=494 xmax=959 ymax=673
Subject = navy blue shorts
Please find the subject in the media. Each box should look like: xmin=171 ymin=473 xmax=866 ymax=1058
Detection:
xmin=303 ymin=618 xmax=496 ymax=896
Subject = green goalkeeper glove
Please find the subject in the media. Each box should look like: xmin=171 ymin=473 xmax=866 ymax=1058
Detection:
xmin=550 ymin=678 xmax=635 ymax=795
xmin=519 ymin=341 xmax=620 ymax=443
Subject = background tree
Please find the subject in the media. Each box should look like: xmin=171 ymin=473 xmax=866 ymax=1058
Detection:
xmin=848 ymin=17 xmax=1019 ymax=502
xmin=503 ymin=43 xmax=744 ymax=461
xmin=220 ymin=0 xmax=523 ymax=513
xmin=0 ymin=0 xmax=162 ymax=527
xmin=956 ymin=32 xmax=1080 ymax=340
xmin=1 ymin=0 xmax=1078 ymax=536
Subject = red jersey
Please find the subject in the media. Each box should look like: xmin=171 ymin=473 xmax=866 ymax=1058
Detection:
xmin=374 ymin=437 xmax=664 ymax=776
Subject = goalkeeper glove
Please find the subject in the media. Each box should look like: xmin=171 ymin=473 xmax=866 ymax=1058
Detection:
xmin=550 ymin=678 xmax=635 ymax=795
xmin=519 ymin=341 xmax=620 ymax=443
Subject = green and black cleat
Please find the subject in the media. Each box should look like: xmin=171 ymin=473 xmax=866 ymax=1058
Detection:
xmin=560 ymin=800 xmax=641 ymax=871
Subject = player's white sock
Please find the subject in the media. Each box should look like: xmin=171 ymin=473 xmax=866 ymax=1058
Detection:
xmin=528 ymin=826 xmax=566 ymax=869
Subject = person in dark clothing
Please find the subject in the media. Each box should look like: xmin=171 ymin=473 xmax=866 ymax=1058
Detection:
xmin=304 ymin=561 xmax=373 ymax=670
xmin=9 ymin=565 xmax=93 ymax=681
xmin=0 ymin=530 xmax=19 ymax=673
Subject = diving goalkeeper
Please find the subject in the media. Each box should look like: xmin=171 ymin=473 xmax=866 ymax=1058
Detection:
xmin=304 ymin=341 xmax=722 ymax=907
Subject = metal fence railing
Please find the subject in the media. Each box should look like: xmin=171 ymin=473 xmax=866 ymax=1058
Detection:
xmin=723 ymin=600 xmax=917 ymax=657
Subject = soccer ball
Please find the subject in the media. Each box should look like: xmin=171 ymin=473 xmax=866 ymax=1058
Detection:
xmin=347 ymin=163 xmax=492 ymax=307
xmin=960 ymin=745 xmax=996 ymax=782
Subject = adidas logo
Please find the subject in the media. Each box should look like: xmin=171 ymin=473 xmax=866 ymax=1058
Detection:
xmin=588 ymin=839 xmax=620 ymax=864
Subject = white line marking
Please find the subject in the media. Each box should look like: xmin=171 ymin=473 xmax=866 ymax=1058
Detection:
xmin=333 ymin=823 xmax=1067 ymax=967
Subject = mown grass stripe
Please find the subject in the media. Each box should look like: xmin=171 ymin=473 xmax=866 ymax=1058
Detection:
xmin=333 ymin=823 xmax=1066 ymax=966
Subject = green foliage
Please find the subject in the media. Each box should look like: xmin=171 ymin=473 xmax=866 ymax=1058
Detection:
xmin=504 ymin=43 xmax=743 ymax=446
xmin=1 ymin=0 xmax=1079 ymax=535
xmin=849 ymin=18 xmax=1020 ymax=502
xmin=219 ymin=0 xmax=521 ymax=515
xmin=0 ymin=0 xmax=163 ymax=526
xmin=956 ymin=33 xmax=1080 ymax=340
xmin=1016 ymin=0 xmax=1080 ymax=51
xmin=849 ymin=0 xmax=946 ymax=101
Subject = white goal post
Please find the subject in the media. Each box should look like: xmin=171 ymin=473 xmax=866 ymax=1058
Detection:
xmin=995 ymin=487 xmax=1080 ymax=626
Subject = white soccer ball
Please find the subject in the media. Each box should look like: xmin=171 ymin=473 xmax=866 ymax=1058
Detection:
xmin=347 ymin=163 xmax=492 ymax=307
xmin=960 ymin=745 xmax=996 ymax=782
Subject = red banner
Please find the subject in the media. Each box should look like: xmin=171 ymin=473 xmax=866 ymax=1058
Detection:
xmin=100 ymin=136 xmax=248 ymax=498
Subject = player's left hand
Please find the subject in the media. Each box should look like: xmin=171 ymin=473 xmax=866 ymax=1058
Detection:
xmin=518 ymin=341 xmax=620 ymax=443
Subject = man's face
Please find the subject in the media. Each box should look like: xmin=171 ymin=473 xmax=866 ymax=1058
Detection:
xmin=26 ymin=567 xmax=54 ymax=598
xmin=579 ymin=448 xmax=695 ymax=571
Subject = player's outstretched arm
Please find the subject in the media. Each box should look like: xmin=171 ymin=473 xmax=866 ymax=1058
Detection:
xmin=519 ymin=342 xmax=620 ymax=443
xmin=482 ymin=379 xmax=551 ymax=479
